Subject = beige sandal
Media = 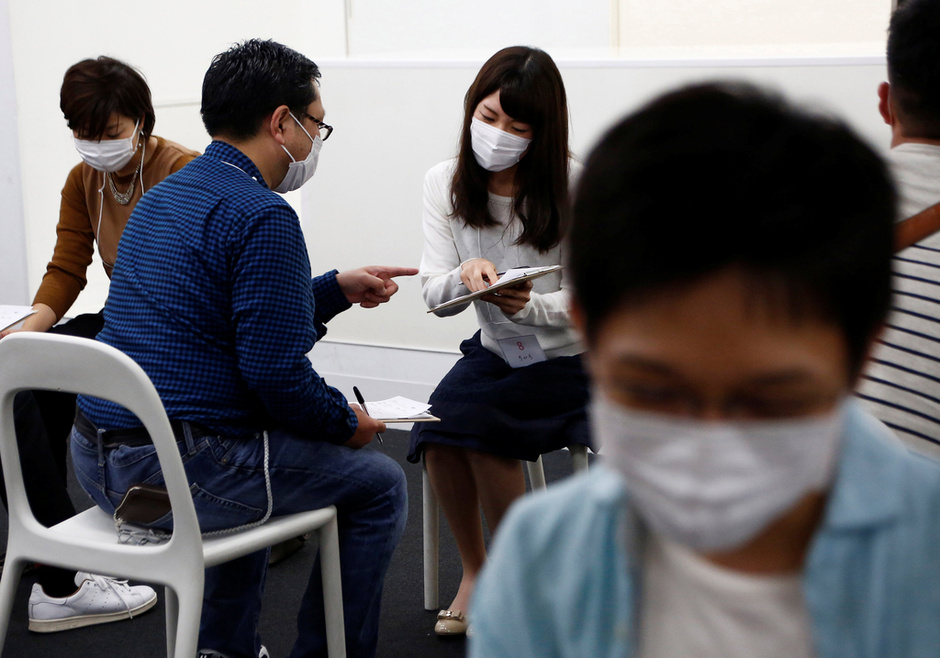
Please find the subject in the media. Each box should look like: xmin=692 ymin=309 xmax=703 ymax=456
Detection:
xmin=434 ymin=609 xmax=467 ymax=636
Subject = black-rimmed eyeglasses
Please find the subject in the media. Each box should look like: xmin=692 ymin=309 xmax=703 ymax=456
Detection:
xmin=299 ymin=112 xmax=333 ymax=141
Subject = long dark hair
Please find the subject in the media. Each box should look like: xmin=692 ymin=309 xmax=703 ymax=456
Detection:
xmin=451 ymin=46 xmax=570 ymax=252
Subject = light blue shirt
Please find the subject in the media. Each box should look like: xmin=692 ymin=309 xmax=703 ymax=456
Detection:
xmin=470 ymin=402 xmax=940 ymax=657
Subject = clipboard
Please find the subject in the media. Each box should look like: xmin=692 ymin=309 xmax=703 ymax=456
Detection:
xmin=427 ymin=265 xmax=563 ymax=314
xmin=364 ymin=396 xmax=441 ymax=423
xmin=376 ymin=414 xmax=441 ymax=424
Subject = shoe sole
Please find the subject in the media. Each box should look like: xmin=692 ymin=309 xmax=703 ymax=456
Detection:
xmin=28 ymin=594 xmax=158 ymax=633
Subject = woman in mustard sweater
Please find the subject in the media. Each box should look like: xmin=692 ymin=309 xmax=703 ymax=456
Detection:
xmin=1 ymin=56 xmax=197 ymax=633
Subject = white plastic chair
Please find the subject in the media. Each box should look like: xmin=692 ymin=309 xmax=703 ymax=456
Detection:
xmin=0 ymin=333 xmax=346 ymax=657
xmin=422 ymin=444 xmax=589 ymax=610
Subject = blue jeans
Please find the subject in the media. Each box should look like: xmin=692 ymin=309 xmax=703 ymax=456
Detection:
xmin=71 ymin=423 xmax=407 ymax=658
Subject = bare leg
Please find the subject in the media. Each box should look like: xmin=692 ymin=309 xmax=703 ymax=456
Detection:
xmin=466 ymin=450 xmax=526 ymax=533
xmin=424 ymin=444 xmax=487 ymax=613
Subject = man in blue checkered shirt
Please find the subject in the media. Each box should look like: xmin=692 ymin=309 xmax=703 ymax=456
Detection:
xmin=72 ymin=39 xmax=414 ymax=658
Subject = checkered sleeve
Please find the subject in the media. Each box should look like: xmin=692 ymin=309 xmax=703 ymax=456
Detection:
xmin=310 ymin=270 xmax=352 ymax=339
xmin=229 ymin=206 xmax=357 ymax=444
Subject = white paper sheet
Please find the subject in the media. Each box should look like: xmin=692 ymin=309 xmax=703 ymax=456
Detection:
xmin=365 ymin=396 xmax=433 ymax=420
xmin=0 ymin=305 xmax=35 ymax=332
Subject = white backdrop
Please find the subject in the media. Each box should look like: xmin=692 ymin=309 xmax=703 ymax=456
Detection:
xmin=3 ymin=0 xmax=890 ymax=354
xmin=11 ymin=56 xmax=891 ymax=353
xmin=0 ymin=0 xmax=28 ymax=304
xmin=304 ymin=57 xmax=892 ymax=351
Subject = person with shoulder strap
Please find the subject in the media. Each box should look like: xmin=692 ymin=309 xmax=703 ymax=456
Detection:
xmin=856 ymin=0 xmax=940 ymax=452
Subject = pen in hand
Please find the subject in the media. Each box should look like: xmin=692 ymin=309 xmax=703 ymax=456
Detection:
xmin=353 ymin=386 xmax=384 ymax=445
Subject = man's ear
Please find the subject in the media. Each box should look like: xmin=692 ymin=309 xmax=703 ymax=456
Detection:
xmin=878 ymin=82 xmax=894 ymax=126
xmin=266 ymin=105 xmax=293 ymax=146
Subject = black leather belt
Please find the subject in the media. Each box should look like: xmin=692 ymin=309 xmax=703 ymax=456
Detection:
xmin=74 ymin=408 xmax=211 ymax=448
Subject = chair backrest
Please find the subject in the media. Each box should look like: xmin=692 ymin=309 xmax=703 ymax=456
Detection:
xmin=0 ymin=332 xmax=202 ymax=557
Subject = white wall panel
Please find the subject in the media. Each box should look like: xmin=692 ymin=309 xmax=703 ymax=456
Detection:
xmin=346 ymin=0 xmax=611 ymax=58
xmin=616 ymin=0 xmax=890 ymax=56
xmin=0 ymin=0 xmax=28 ymax=304
xmin=8 ymin=1 xmax=894 ymax=355
xmin=299 ymin=57 xmax=890 ymax=352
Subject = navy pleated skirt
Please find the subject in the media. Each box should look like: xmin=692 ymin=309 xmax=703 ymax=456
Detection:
xmin=408 ymin=331 xmax=592 ymax=463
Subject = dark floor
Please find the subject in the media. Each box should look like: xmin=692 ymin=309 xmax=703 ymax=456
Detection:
xmin=0 ymin=429 xmax=582 ymax=657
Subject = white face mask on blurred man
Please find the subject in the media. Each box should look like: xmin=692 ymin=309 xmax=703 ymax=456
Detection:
xmin=592 ymin=393 xmax=843 ymax=551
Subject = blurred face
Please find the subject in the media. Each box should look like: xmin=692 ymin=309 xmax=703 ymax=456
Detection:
xmin=586 ymin=268 xmax=851 ymax=421
xmin=473 ymin=90 xmax=532 ymax=140
xmin=72 ymin=112 xmax=139 ymax=142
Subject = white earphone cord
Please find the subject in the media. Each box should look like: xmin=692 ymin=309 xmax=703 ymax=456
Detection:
xmin=115 ymin=430 xmax=273 ymax=545
xmin=96 ymin=132 xmax=147 ymax=269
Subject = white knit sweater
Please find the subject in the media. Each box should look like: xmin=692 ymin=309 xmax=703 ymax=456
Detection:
xmin=418 ymin=159 xmax=584 ymax=359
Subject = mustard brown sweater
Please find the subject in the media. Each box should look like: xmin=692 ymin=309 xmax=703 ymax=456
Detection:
xmin=34 ymin=136 xmax=200 ymax=320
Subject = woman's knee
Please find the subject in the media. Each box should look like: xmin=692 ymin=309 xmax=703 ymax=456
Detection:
xmin=424 ymin=443 xmax=469 ymax=471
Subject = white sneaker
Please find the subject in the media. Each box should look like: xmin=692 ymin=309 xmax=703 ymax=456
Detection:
xmin=28 ymin=571 xmax=157 ymax=632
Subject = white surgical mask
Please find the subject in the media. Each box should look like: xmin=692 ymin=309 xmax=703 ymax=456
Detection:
xmin=73 ymin=120 xmax=141 ymax=172
xmin=592 ymin=393 xmax=844 ymax=551
xmin=274 ymin=113 xmax=321 ymax=193
xmin=470 ymin=117 xmax=531 ymax=172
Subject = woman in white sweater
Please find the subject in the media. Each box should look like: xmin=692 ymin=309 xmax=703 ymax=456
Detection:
xmin=409 ymin=46 xmax=591 ymax=635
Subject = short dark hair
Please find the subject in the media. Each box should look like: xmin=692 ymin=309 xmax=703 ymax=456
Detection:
xmin=60 ymin=57 xmax=155 ymax=139
xmin=201 ymin=39 xmax=321 ymax=139
xmin=887 ymin=0 xmax=940 ymax=139
xmin=452 ymin=46 xmax=570 ymax=252
xmin=570 ymin=82 xmax=896 ymax=376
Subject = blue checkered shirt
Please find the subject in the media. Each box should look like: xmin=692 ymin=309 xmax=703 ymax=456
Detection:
xmin=79 ymin=140 xmax=357 ymax=443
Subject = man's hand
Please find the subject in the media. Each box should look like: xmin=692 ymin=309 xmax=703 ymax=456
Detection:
xmin=336 ymin=266 xmax=419 ymax=308
xmin=460 ymin=258 xmax=499 ymax=292
xmin=0 ymin=303 xmax=57 ymax=338
xmin=482 ymin=280 xmax=533 ymax=315
xmin=345 ymin=405 xmax=387 ymax=449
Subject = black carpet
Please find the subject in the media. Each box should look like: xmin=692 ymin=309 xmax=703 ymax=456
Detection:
xmin=0 ymin=429 xmax=582 ymax=657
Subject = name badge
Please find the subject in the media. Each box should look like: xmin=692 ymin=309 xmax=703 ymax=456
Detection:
xmin=497 ymin=335 xmax=547 ymax=368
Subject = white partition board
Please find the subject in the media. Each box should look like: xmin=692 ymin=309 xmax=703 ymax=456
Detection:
xmin=300 ymin=57 xmax=889 ymax=352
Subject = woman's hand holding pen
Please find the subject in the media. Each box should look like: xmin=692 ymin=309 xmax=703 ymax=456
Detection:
xmin=461 ymin=258 xmax=533 ymax=314
xmin=460 ymin=258 xmax=500 ymax=292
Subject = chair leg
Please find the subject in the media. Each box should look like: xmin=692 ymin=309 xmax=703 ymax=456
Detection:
xmin=527 ymin=456 xmax=547 ymax=490
xmin=171 ymin=583 xmax=203 ymax=658
xmin=0 ymin=559 xmax=24 ymax=649
xmin=165 ymin=586 xmax=178 ymax=657
xmin=319 ymin=512 xmax=346 ymax=658
xmin=422 ymin=457 xmax=440 ymax=611
xmin=570 ymin=444 xmax=590 ymax=474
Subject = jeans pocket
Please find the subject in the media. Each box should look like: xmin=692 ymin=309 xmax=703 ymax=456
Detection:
xmin=206 ymin=435 xmax=262 ymax=470
xmin=189 ymin=482 xmax=265 ymax=533
xmin=108 ymin=443 xmax=159 ymax=468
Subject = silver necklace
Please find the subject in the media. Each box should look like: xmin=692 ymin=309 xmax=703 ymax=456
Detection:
xmin=106 ymin=145 xmax=144 ymax=205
